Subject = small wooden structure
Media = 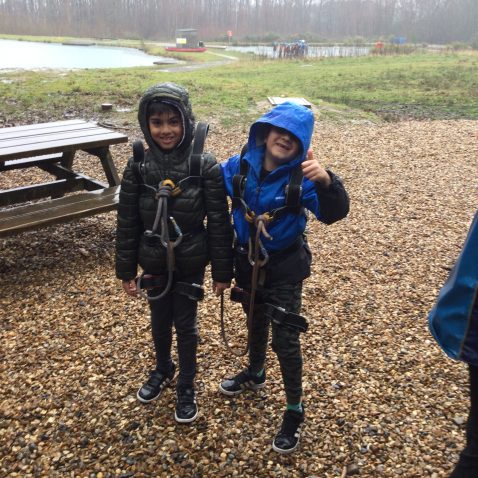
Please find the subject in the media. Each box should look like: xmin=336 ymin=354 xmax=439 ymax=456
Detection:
xmin=166 ymin=28 xmax=206 ymax=52
xmin=0 ymin=120 xmax=128 ymax=236
xmin=268 ymin=97 xmax=312 ymax=108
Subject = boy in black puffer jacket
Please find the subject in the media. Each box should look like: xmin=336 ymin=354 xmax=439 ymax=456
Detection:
xmin=115 ymin=83 xmax=233 ymax=423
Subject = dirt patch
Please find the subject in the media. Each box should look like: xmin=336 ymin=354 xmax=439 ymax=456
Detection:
xmin=1 ymin=120 xmax=478 ymax=477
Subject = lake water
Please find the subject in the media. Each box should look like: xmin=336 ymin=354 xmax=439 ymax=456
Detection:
xmin=0 ymin=39 xmax=178 ymax=70
xmin=226 ymin=45 xmax=370 ymax=58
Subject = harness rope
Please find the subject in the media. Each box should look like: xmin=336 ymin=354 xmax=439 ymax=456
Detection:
xmin=133 ymin=122 xmax=209 ymax=303
xmin=136 ymin=180 xmax=183 ymax=301
xmin=220 ymin=214 xmax=271 ymax=357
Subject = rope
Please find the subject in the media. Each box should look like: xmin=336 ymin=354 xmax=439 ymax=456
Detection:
xmin=220 ymin=215 xmax=271 ymax=357
xmin=136 ymin=180 xmax=182 ymax=302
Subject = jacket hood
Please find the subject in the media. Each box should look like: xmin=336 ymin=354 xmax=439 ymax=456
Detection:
xmin=138 ymin=82 xmax=195 ymax=156
xmin=248 ymin=102 xmax=314 ymax=167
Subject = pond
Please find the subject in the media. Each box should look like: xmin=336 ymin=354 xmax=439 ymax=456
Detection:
xmin=226 ymin=45 xmax=370 ymax=58
xmin=0 ymin=39 xmax=178 ymax=70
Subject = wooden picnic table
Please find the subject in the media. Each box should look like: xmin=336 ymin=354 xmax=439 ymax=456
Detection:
xmin=0 ymin=119 xmax=128 ymax=237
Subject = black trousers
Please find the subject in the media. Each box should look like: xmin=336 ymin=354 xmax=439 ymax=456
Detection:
xmin=464 ymin=363 xmax=478 ymax=456
xmin=450 ymin=364 xmax=478 ymax=477
xmin=148 ymin=270 xmax=204 ymax=389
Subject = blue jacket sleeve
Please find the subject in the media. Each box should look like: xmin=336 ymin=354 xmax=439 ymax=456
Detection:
xmin=220 ymin=153 xmax=240 ymax=199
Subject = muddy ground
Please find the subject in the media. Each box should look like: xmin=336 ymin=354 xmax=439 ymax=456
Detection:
xmin=1 ymin=118 xmax=478 ymax=477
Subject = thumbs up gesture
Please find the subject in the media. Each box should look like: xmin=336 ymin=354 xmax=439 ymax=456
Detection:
xmin=301 ymin=150 xmax=331 ymax=187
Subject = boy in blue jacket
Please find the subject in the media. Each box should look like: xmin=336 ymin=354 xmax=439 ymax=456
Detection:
xmin=219 ymin=102 xmax=349 ymax=453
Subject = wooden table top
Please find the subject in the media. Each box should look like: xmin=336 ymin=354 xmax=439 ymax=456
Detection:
xmin=0 ymin=119 xmax=128 ymax=162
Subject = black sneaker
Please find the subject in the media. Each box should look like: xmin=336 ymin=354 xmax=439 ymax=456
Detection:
xmin=136 ymin=363 xmax=176 ymax=403
xmin=175 ymin=387 xmax=198 ymax=423
xmin=219 ymin=367 xmax=266 ymax=396
xmin=272 ymin=408 xmax=305 ymax=454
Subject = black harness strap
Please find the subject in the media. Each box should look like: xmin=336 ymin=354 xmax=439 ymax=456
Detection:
xmin=136 ymin=274 xmax=167 ymax=291
xmin=192 ymin=122 xmax=209 ymax=159
xmin=231 ymin=144 xmax=249 ymax=210
xmin=132 ymin=139 xmax=145 ymax=184
xmin=263 ymin=303 xmax=308 ymax=333
xmin=178 ymin=121 xmax=208 ymax=189
xmin=175 ymin=282 xmax=204 ymax=301
xmin=283 ymin=166 xmax=304 ymax=212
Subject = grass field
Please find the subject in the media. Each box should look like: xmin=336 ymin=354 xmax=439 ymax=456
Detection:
xmin=1 ymin=35 xmax=477 ymax=125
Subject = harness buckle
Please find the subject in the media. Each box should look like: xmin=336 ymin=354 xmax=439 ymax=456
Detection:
xmin=284 ymin=183 xmax=303 ymax=201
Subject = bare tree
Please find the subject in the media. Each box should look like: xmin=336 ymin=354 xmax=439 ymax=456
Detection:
xmin=0 ymin=0 xmax=476 ymax=43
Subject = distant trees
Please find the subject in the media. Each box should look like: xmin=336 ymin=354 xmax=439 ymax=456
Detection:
xmin=0 ymin=0 xmax=476 ymax=44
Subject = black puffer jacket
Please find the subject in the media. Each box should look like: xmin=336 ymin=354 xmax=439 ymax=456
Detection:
xmin=115 ymin=83 xmax=233 ymax=283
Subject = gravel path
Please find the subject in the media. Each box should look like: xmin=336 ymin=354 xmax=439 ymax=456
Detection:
xmin=1 ymin=119 xmax=478 ymax=477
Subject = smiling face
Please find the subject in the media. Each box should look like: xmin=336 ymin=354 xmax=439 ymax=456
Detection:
xmin=148 ymin=109 xmax=184 ymax=151
xmin=263 ymin=126 xmax=301 ymax=171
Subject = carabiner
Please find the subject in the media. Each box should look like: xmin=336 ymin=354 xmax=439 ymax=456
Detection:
xmin=169 ymin=216 xmax=183 ymax=247
xmin=248 ymin=237 xmax=269 ymax=267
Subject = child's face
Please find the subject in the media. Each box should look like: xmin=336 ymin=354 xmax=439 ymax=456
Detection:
xmin=148 ymin=110 xmax=183 ymax=151
xmin=264 ymin=126 xmax=300 ymax=167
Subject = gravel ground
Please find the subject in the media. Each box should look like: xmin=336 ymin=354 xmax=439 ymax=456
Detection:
xmin=1 ymin=119 xmax=478 ymax=478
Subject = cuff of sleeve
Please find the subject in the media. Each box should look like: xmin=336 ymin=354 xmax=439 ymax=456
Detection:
xmin=315 ymin=170 xmax=336 ymax=193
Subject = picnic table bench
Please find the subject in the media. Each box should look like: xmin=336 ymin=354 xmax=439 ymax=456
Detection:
xmin=0 ymin=119 xmax=128 ymax=237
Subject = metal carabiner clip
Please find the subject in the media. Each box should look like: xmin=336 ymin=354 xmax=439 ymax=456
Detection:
xmin=248 ymin=238 xmax=269 ymax=267
xmin=169 ymin=216 xmax=183 ymax=247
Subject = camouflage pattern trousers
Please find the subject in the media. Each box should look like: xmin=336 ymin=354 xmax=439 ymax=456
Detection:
xmin=247 ymin=281 xmax=304 ymax=405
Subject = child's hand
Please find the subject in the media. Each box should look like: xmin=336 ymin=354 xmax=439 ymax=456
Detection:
xmin=301 ymin=150 xmax=332 ymax=187
xmin=122 ymin=279 xmax=138 ymax=297
xmin=213 ymin=281 xmax=231 ymax=296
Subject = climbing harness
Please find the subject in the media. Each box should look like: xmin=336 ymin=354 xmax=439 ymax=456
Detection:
xmin=220 ymin=145 xmax=307 ymax=355
xmin=134 ymin=122 xmax=209 ymax=302
xmin=231 ymin=144 xmax=305 ymax=238
xmin=136 ymin=179 xmax=182 ymax=301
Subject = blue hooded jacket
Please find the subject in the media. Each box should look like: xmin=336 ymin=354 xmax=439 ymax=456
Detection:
xmin=221 ymin=102 xmax=323 ymax=252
